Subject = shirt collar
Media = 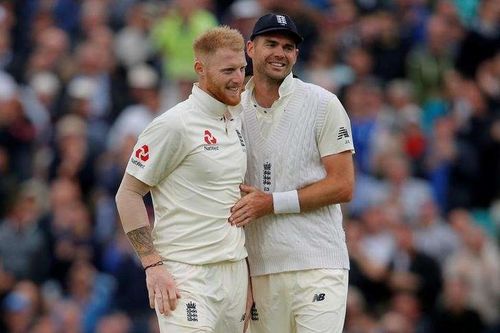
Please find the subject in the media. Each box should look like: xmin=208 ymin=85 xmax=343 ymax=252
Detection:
xmin=190 ymin=83 xmax=240 ymax=118
xmin=244 ymin=72 xmax=295 ymax=99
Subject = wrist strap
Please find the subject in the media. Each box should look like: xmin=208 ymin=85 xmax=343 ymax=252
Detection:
xmin=144 ymin=260 xmax=164 ymax=271
xmin=272 ymin=190 xmax=300 ymax=214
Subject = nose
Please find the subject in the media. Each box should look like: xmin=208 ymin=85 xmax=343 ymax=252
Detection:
xmin=232 ymin=69 xmax=245 ymax=84
xmin=273 ymin=46 xmax=286 ymax=58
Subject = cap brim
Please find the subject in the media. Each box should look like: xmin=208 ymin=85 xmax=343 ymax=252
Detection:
xmin=251 ymin=28 xmax=303 ymax=45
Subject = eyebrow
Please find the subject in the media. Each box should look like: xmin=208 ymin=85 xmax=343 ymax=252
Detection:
xmin=262 ymin=37 xmax=296 ymax=48
xmin=220 ymin=63 xmax=247 ymax=71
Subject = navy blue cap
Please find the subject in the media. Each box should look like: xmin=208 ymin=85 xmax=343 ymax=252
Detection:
xmin=250 ymin=13 xmax=303 ymax=45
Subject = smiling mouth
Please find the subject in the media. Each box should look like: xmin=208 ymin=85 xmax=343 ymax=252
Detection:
xmin=269 ymin=62 xmax=286 ymax=68
xmin=227 ymin=87 xmax=240 ymax=94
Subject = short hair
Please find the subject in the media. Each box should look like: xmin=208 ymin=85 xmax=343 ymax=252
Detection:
xmin=193 ymin=26 xmax=244 ymax=60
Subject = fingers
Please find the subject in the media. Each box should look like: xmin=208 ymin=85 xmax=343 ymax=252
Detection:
xmin=239 ymin=184 xmax=255 ymax=193
xmin=231 ymin=196 xmax=246 ymax=213
xmin=167 ymin=284 xmax=179 ymax=312
xmin=230 ymin=206 xmax=252 ymax=227
xmin=156 ymin=289 xmax=165 ymax=314
xmin=162 ymin=289 xmax=174 ymax=315
xmin=235 ymin=215 xmax=252 ymax=227
xmin=148 ymin=288 xmax=155 ymax=309
xmin=154 ymin=287 xmax=178 ymax=316
xmin=229 ymin=198 xmax=247 ymax=224
xmin=243 ymin=300 xmax=253 ymax=332
xmin=147 ymin=269 xmax=180 ymax=316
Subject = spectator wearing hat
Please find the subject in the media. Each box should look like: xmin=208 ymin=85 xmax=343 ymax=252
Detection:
xmin=107 ymin=64 xmax=164 ymax=151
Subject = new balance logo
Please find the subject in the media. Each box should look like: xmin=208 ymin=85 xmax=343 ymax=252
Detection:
xmin=337 ymin=127 xmax=350 ymax=140
xmin=186 ymin=302 xmax=198 ymax=322
xmin=312 ymin=293 xmax=326 ymax=302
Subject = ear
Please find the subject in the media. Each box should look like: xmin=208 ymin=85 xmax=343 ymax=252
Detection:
xmin=246 ymin=40 xmax=254 ymax=59
xmin=194 ymin=59 xmax=204 ymax=76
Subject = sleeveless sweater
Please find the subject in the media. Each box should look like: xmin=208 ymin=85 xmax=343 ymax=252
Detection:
xmin=242 ymin=78 xmax=350 ymax=276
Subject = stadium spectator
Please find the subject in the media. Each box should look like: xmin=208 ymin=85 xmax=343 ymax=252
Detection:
xmin=0 ymin=1 xmax=498 ymax=332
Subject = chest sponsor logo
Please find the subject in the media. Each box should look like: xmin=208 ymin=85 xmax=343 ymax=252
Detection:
xmin=203 ymin=129 xmax=219 ymax=151
xmin=204 ymin=130 xmax=217 ymax=144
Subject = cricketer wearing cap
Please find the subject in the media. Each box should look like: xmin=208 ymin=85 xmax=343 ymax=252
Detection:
xmin=116 ymin=26 xmax=250 ymax=333
xmin=229 ymin=13 xmax=355 ymax=333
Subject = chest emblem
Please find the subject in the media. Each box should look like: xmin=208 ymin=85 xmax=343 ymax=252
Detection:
xmin=204 ymin=130 xmax=217 ymax=144
xmin=203 ymin=130 xmax=219 ymax=151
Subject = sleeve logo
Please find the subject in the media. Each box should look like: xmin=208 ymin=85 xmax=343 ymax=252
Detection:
xmin=337 ymin=127 xmax=350 ymax=140
xmin=135 ymin=145 xmax=150 ymax=162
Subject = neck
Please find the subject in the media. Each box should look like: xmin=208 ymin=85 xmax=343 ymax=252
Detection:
xmin=252 ymin=75 xmax=282 ymax=108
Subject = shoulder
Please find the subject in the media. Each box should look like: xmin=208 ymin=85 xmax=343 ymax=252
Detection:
xmin=296 ymin=78 xmax=337 ymax=101
xmin=142 ymin=101 xmax=191 ymax=135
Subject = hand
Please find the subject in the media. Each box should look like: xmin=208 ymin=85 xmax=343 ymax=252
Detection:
xmin=244 ymin=282 xmax=254 ymax=332
xmin=229 ymin=184 xmax=273 ymax=227
xmin=146 ymin=265 xmax=181 ymax=316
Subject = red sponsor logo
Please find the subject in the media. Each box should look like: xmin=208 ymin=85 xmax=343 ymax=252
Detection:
xmin=135 ymin=145 xmax=149 ymax=162
xmin=204 ymin=130 xmax=217 ymax=144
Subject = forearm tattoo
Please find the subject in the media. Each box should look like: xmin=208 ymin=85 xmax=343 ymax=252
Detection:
xmin=126 ymin=226 xmax=156 ymax=258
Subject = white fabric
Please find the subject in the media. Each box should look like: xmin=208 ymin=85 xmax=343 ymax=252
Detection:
xmin=246 ymin=73 xmax=354 ymax=156
xmin=126 ymin=84 xmax=247 ymax=265
xmin=250 ymin=269 xmax=348 ymax=333
xmin=241 ymin=73 xmax=354 ymax=276
xmin=156 ymin=259 xmax=248 ymax=332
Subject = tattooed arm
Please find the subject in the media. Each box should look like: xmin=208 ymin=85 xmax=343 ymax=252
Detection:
xmin=127 ymin=226 xmax=162 ymax=267
xmin=116 ymin=173 xmax=180 ymax=315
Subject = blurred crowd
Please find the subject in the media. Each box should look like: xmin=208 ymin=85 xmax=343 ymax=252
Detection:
xmin=0 ymin=0 xmax=498 ymax=332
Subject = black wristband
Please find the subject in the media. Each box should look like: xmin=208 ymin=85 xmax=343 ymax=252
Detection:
xmin=144 ymin=260 xmax=164 ymax=271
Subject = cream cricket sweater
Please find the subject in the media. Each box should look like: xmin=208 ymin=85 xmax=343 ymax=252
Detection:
xmin=242 ymin=76 xmax=351 ymax=276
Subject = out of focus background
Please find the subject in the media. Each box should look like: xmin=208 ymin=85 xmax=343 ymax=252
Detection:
xmin=0 ymin=0 xmax=498 ymax=332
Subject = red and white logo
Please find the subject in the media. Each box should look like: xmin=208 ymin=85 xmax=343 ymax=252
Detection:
xmin=135 ymin=145 xmax=149 ymax=162
xmin=204 ymin=130 xmax=217 ymax=144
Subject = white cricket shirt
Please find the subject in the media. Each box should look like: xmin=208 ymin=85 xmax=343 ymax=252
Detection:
xmin=126 ymin=84 xmax=248 ymax=264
